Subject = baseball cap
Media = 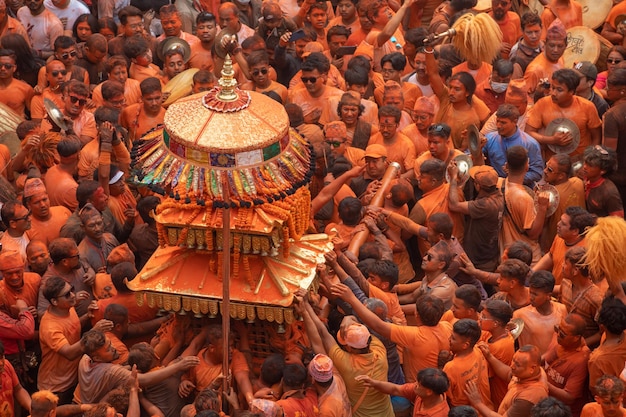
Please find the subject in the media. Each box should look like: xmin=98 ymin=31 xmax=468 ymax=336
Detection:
xmin=336 ymin=323 xmax=370 ymax=349
xmin=308 ymin=354 xmax=334 ymax=382
xmin=573 ymin=61 xmax=598 ymax=81
xmin=363 ymin=144 xmax=387 ymax=159
xmin=469 ymin=165 xmax=498 ymax=187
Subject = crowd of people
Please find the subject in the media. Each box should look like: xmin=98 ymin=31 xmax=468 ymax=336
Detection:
xmin=1 ymin=0 xmax=626 ymax=416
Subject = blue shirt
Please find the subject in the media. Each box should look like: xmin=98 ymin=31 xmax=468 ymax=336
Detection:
xmin=483 ymin=128 xmax=544 ymax=187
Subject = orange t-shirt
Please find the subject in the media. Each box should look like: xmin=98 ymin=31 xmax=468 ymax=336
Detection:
xmin=120 ymin=103 xmax=166 ymax=142
xmin=443 ymin=347 xmax=494 ymax=410
xmin=452 ymin=62 xmax=493 ymax=87
xmin=92 ymin=292 xmax=158 ymax=325
xmin=434 ymin=93 xmax=491 ymax=150
xmin=485 ymin=334 xmax=515 ymax=409
xmin=524 ymin=53 xmax=564 ymax=96
xmin=526 ymin=95 xmax=602 ymax=156
xmin=0 ymin=78 xmax=34 ymax=118
xmin=43 ymin=165 xmax=79 ymax=212
xmin=401 ymin=124 xmax=429 ymax=157
xmin=129 ymin=62 xmax=161 ymax=83
xmin=548 ymin=235 xmax=585 ymax=285
xmin=189 ymin=44 xmax=215 ymax=72
xmin=91 ymin=78 xmax=142 ymax=108
xmin=369 ymin=284 xmax=407 ymax=325
xmin=0 ymin=272 xmax=40 ymax=308
xmin=38 ymin=308 xmax=82 ymax=392
xmin=390 ymin=321 xmax=453 ymax=383
xmin=373 ymin=82 xmax=423 ymax=113
xmin=287 ymin=84 xmax=344 ymax=124
xmin=541 ymin=3 xmax=583 ymax=39
xmin=187 ymin=348 xmax=249 ymax=392
xmin=107 ymin=332 xmax=129 ymax=365
xmin=241 ymin=80 xmax=288 ymax=105
xmin=71 ymin=110 xmax=98 ymax=146
xmin=368 ymin=131 xmax=417 ymax=173
xmin=30 ymin=89 xmax=64 ymax=119
xmin=489 ymin=11 xmax=522 ymax=59
xmin=497 ymin=373 xmax=548 ymax=415
xmin=409 ymin=183 xmax=465 ymax=253
xmin=26 ymin=205 xmax=72 ymax=246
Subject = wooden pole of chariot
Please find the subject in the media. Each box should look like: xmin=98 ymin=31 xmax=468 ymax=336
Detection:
xmin=222 ymin=183 xmax=231 ymax=393
xmin=346 ymin=162 xmax=401 ymax=256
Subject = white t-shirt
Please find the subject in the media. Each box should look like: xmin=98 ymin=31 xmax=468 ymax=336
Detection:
xmin=17 ymin=7 xmax=64 ymax=52
xmin=43 ymin=0 xmax=89 ymax=32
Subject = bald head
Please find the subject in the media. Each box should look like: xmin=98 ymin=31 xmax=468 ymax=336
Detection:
xmin=46 ymin=59 xmax=65 ymax=71
xmin=518 ymin=345 xmax=541 ymax=366
xmin=219 ymin=2 xmax=238 ymax=15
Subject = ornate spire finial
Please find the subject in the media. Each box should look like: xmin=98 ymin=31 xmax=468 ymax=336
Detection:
xmin=217 ymin=53 xmax=238 ymax=102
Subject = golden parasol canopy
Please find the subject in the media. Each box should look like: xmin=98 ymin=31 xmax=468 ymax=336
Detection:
xmin=131 ymin=56 xmax=314 ymax=208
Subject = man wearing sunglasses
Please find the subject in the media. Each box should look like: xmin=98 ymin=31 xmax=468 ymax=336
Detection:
xmin=0 ymin=48 xmax=33 ymax=119
xmin=542 ymin=313 xmax=590 ymax=416
xmin=61 ymin=80 xmax=97 ymax=146
xmin=241 ymin=49 xmax=287 ymax=103
xmin=34 ymin=36 xmax=88 ymax=94
xmin=38 ymin=237 xmax=96 ymax=318
xmin=288 ymin=52 xmax=343 ymax=125
xmin=0 ymin=201 xmax=32 ymax=260
xmin=39 ymin=276 xmax=112 ymax=405
xmin=30 ymin=60 xmax=66 ymax=119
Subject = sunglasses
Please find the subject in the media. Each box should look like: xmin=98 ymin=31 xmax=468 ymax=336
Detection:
xmin=59 ymin=51 xmax=77 ymax=60
xmin=607 ymin=59 xmax=623 ymax=64
xmin=554 ymin=325 xmax=569 ymax=338
xmin=57 ymin=285 xmax=75 ymax=299
xmin=594 ymin=145 xmax=609 ymax=155
xmin=301 ymin=76 xmax=318 ymax=84
xmin=251 ymin=68 xmax=269 ymax=76
xmin=198 ymin=11 xmax=215 ymax=19
xmin=0 ymin=63 xmax=14 ymax=70
xmin=412 ymin=113 xmax=431 ymax=121
xmin=325 ymin=140 xmax=343 ymax=148
xmin=13 ymin=211 xmax=31 ymax=221
xmin=69 ymin=95 xmax=87 ymax=106
xmin=51 ymin=69 xmax=68 ymax=77
xmin=428 ymin=124 xmax=448 ymax=134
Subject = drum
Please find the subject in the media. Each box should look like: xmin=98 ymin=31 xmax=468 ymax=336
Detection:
xmin=563 ymin=26 xmax=601 ymax=69
xmin=596 ymin=33 xmax=613 ymax=72
xmin=0 ymin=132 xmax=20 ymax=157
xmin=578 ymin=0 xmax=612 ymax=28
xmin=163 ymin=68 xmax=200 ymax=108
xmin=474 ymin=0 xmax=492 ymax=12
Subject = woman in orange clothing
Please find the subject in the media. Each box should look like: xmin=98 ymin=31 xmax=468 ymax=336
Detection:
xmin=424 ymin=46 xmax=491 ymax=150
xmin=479 ymin=299 xmax=515 ymax=410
